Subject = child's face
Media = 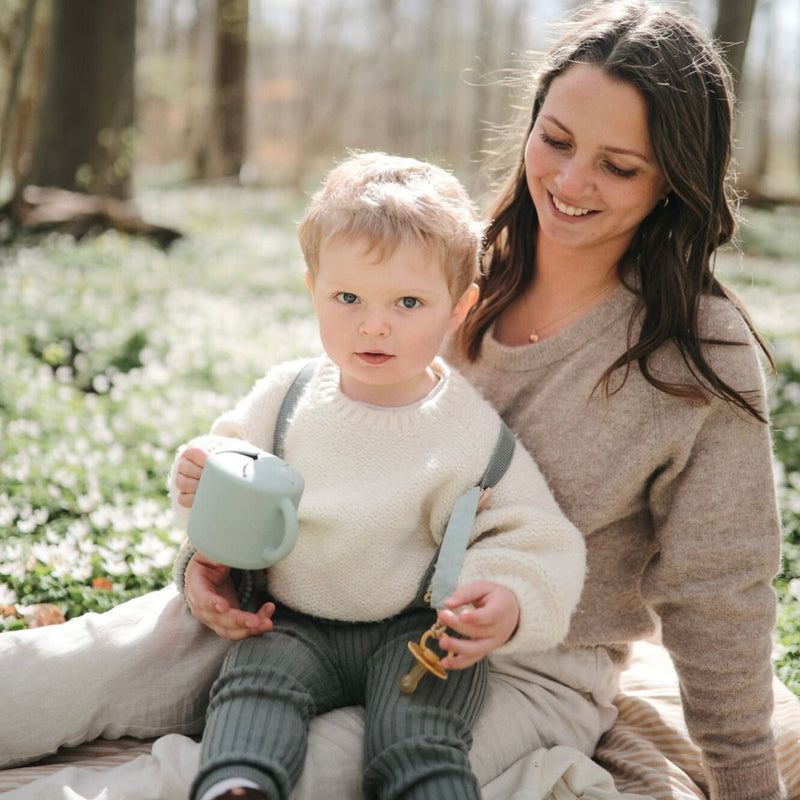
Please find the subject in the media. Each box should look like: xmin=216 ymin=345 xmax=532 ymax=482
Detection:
xmin=306 ymin=236 xmax=476 ymax=407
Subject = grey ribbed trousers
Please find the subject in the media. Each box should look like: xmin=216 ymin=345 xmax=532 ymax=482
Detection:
xmin=192 ymin=603 xmax=488 ymax=800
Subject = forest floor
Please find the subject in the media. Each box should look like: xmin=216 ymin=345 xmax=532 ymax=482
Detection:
xmin=0 ymin=186 xmax=798 ymax=696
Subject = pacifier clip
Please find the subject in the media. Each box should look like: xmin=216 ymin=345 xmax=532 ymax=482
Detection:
xmin=399 ymin=422 xmax=515 ymax=693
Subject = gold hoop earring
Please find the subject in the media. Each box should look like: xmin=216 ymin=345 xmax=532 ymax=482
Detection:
xmin=661 ymin=195 xmax=670 ymax=208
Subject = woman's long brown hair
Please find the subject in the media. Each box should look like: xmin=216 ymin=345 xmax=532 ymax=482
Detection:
xmin=458 ymin=0 xmax=773 ymax=422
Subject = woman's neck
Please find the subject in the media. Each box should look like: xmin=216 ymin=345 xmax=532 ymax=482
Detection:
xmin=533 ymin=234 xmax=623 ymax=293
xmin=494 ymin=239 xmax=621 ymax=347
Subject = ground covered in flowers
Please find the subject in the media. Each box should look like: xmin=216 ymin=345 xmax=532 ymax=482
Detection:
xmin=0 ymin=188 xmax=798 ymax=697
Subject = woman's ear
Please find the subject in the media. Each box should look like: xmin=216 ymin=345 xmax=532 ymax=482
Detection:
xmin=448 ymin=283 xmax=480 ymax=333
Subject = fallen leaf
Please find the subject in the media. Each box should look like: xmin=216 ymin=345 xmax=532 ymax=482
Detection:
xmin=26 ymin=603 xmax=66 ymax=628
xmin=92 ymin=577 xmax=113 ymax=591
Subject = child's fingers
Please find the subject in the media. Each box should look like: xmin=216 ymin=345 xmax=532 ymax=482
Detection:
xmin=438 ymin=635 xmax=490 ymax=670
xmin=443 ymin=582 xmax=486 ymax=610
xmin=182 ymin=446 xmax=209 ymax=469
xmin=177 ymin=447 xmax=208 ymax=484
xmin=437 ymin=605 xmax=486 ymax=639
xmin=208 ymin=608 xmax=274 ymax=641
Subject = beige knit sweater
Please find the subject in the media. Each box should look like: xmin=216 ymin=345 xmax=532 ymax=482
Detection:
xmin=444 ymin=281 xmax=784 ymax=800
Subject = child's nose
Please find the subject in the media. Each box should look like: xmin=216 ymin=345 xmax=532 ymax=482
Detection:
xmin=358 ymin=309 xmax=390 ymax=337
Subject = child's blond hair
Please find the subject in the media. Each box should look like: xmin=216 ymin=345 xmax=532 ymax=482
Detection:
xmin=298 ymin=151 xmax=484 ymax=301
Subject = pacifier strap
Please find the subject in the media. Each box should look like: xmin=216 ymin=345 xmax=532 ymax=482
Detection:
xmin=428 ymin=421 xmax=516 ymax=609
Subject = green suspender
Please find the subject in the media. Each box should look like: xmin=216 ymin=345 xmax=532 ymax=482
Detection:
xmin=272 ymin=359 xmax=318 ymax=458
xmin=428 ymin=421 xmax=515 ymax=609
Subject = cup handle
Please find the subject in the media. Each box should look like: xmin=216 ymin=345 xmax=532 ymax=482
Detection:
xmin=264 ymin=497 xmax=298 ymax=564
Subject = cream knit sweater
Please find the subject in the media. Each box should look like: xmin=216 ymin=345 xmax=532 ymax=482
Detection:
xmin=444 ymin=282 xmax=784 ymax=800
xmin=171 ymin=356 xmax=586 ymax=656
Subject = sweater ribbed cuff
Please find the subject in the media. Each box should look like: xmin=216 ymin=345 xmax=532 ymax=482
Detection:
xmin=172 ymin=542 xmax=197 ymax=599
xmin=704 ymin=752 xmax=785 ymax=800
xmin=172 ymin=541 xmax=258 ymax=610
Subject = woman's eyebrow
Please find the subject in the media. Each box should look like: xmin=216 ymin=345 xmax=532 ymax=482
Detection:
xmin=541 ymin=114 xmax=652 ymax=163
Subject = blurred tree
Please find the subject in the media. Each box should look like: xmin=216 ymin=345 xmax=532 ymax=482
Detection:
xmin=0 ymin=0 xmax=39 ymax=192
xmin=713 ymin=0 xmax=757 ymax=96
xmin=21 ymin=0 xmax=137 ymax=200
xmin=470 ymin=0 xmax=494 ymax=162
xmin=196 ymin=0 xmax=249 ymax=179
xmin=749 ymin=0 xmax=773 ymax=182
xmin=4 ymin=0 xmax=181 ymax=245
xmin=289 ymin=0 xmax=358 ymax=186
xmin=725 ymin=0 xmax=800 ymax=204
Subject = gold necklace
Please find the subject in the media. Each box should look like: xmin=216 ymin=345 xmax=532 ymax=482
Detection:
xmin=528 ymin=281 xmax=615 ymax=343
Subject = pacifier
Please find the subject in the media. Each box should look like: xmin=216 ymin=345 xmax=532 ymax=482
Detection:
xmin=398 ymin=621 xmax=453 ymax=694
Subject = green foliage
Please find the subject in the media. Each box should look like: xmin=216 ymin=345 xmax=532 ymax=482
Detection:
xmin=0 ymin=188 xmax=798 ymax=701
xmin=737 ymin=206 xmax=800 ymax=262
xmin=0 ymin=186 xmax=317 ymax=625
xmin=769 ymin=354 xmax=800 ymax=696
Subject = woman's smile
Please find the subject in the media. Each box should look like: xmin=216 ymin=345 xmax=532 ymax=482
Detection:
xmin=549 ymin=192 xmax=595 ymax=218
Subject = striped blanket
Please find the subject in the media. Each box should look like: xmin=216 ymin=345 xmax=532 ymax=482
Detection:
xmin=1 ymin=641 xmax=798 ymax=799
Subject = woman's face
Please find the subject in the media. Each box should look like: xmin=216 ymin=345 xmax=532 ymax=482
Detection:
xmin=525 ymin=63 xmax=667 ymax=262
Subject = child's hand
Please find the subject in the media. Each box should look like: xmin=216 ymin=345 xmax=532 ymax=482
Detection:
xmin=174 ymin=446 xmax=209 ymax=508
xmin=435 ymin=581 xmax=520 ymax=670
xmin=184 ymin=552 xmax=275 ymax=641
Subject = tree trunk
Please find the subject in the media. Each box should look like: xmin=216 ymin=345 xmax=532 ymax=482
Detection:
xmin=0 ymin=0 xmax=39 ymax=192
xmin=205 ymin=0 xmax=249 ymax=179
xmin=751 ymin=0 xmax=772 ymax=180
xmin=6 ymin=0 xmax=182 ymax=246
xmin=289 ymin=0 xmax=356 ymax=187
xmin=22 ymin=0 xmax=137 ymax=200
xmin=469 ymin=0 xmax=494 ymax=163
xmin=713 ymin=0 xmax=757 ymax=96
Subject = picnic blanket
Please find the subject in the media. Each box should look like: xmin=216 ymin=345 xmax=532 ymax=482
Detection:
xmin=2 ymin=639 xmax=799 ymax=799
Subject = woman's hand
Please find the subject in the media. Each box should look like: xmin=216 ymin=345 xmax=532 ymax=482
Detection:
xmin=174 ymin=446 xmax=209 ymax=509
xmin=436 ymin=581 xmax=520 ymax=670
xmin=184 ymin=552 xmax=275 ymax=641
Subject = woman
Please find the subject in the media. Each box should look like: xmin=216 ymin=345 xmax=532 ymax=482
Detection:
xmin=0 ymin=2 xmax=792 ymax=799
xmin=444 ymin=1 xmax=785 ymax=797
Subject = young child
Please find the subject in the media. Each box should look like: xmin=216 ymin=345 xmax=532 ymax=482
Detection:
xmin=170 ymin=151 xmax=586 ymax=800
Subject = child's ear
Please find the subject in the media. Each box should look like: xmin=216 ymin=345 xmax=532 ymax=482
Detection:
xmin=448 ymin=283 xmax=479 ymax=332
xmin=303 ymin=270 xmax=318 ymax=311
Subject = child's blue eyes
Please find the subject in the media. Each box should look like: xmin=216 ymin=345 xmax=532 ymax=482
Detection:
xmin=334 ymin=293 xmax=421 ymax=309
